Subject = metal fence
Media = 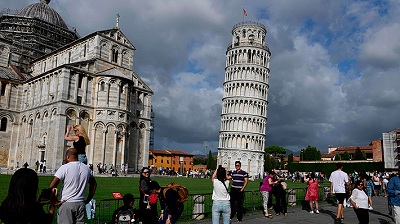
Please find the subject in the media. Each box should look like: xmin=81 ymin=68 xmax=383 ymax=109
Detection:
xmin=90 ymin=186 xmax=330 ymax=224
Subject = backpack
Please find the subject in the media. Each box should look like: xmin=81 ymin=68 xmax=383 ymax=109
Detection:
xmin=163 ymin=182 xmax=188 ymax=203
xmin=116 ymin=209 xmax=134 ymax=224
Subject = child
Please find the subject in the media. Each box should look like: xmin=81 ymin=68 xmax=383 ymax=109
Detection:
xmin=305 ymin=172 xmax=320 ymax=214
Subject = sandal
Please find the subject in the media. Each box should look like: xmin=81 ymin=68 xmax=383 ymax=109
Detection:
xmin=264 ymin=214 xmax=273 ymax=219
xmin=284 ymin=213 xmax=288 ymax=216
xmin=275 ymin=213 xmax=280 ymax=216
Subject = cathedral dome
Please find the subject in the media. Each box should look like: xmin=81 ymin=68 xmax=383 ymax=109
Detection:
xmin=16 ymin=0 xmax=68 ymax=29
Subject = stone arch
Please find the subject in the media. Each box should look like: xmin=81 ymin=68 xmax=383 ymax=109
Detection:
xmin=65 ymin=108 xmax=78 ymax=120
xmin=51 ymin=108 xmax=58 ymax=119
xmin=35 ymin=112 xmax=41 ymax=120
xmin=94 ymin=121 xmax=105 ymax=130
xmin=79 ymin=110 xmax=91 ymax=121
xmin=43 ymin=110 xmax=49 ymax=119
xmin=138 ymin=122 xmax=146 ymax=129
xmin=0 ymin=113 xmax=15 ymax=123
xmin=106 ymin=122 xmax=117 ymax=134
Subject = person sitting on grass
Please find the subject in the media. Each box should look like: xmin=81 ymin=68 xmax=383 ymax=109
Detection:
xmin=110 ymin=193 xmax=138 ymax=224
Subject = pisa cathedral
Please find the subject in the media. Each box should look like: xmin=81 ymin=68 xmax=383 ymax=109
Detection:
xmin=217 ymin=21 xmax=271 ymax=177
xmin=0 ymin=0 xmax=152 ymax=172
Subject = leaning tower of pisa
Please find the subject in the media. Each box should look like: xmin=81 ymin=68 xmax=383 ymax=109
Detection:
xmin=217 ymin=21 xmax=271 ymax=177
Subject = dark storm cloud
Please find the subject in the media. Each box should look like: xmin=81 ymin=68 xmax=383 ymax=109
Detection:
xmin=4 ymin=0 xmax=400 ymax=154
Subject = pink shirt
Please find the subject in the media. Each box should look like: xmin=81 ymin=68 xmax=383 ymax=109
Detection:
xmin=260 ymin=175 xmax=273 ymax=192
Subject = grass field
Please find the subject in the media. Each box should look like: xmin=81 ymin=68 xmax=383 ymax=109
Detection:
xmin=0 ymin=173 xmax=332 ymax=223
xmin=0 ymin=173 xmax=330 ymax=202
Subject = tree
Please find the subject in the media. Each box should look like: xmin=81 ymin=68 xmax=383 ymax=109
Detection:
xmin=287 ymin=153 xmax=294 ymax=169
xmin=335 ymin=154 xmax=341 ymax=161
xmin=265 ymin=145 xmax=286 ymax=157
xmin=353 ymin=147 xmax=365 ymax=160
xmin=342 ymin=151 xmax=350 ymax=160
xmin=362 ymin=151 xmax=367 ymax=160
xmin=264 ymin=154 xmax=273 ymax=171
xmin=193 ymin=157 xmax=206 ymax=165
xmin=301 ymin=146 xmax=321 ymax=161
xmin=206 ymin=150 xmax=216 ymax=170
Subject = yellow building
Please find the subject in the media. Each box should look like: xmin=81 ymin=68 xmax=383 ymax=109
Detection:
xmin=149 ymin=149 xmax=194 ymax=174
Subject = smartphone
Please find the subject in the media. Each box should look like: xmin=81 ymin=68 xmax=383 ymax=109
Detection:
xmin=39 ymin=188 xmax=52 ymax=200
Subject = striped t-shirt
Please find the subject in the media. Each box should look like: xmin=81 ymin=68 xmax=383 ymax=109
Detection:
xmin=231 ymin=170 xmax=249 ymax=189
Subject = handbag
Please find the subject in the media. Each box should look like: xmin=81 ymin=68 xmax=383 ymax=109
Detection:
xmin=140 ymin=187 xmax=158 ymax=205
xmin=148 ymin=192 xmax=159 ymax=205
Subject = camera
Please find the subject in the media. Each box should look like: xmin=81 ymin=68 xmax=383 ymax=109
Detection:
xmin=39 ymin=188 xmax=53 ymax=200
xmin=143 ymin=194 xmax=149 ymax=204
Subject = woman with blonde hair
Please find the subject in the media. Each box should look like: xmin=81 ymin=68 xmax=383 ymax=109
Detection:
xmin=65 ymin=124 xmax=90 ymax=164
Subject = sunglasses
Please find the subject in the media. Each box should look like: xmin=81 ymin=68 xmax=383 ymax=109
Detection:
xmin=143 ymin=171 xmax=150 ymax=174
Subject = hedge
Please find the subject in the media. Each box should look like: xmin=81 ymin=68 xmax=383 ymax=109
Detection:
xmin=287 ymin=162 xmax=384 ymax=178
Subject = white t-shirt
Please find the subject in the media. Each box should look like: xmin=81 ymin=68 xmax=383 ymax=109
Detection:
xmin=350 ymin=188 xmax=369 ymax=209
xmin=329 ymin=170 xmax=349 ymax=193
xmin=55 ymin=161 xmax=92 ymax=202
xmin=212 ymin=179 xmax=230 ymax=201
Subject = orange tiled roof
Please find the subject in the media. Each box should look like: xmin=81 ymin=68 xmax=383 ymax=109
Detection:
xmin=150 ymin=149 xmax=194 ymax=156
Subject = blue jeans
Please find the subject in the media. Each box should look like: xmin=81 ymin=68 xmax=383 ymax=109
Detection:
xmin=212 ymin=200 xmax=231 ymax=224
xmin=78 ymin=154 xmax=87 ymax=165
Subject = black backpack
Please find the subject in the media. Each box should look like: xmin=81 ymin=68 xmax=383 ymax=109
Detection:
xmin=116 ymin=208 xmax=134 ymax=224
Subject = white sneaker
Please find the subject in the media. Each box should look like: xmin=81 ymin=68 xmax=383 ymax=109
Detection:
xmin=369 ymin=206 xmax=373 ymax=210
xmin=310 ymin=211 xmax=314 ymax=214
xmin=315 ymin=210 xmax=319 ymax=214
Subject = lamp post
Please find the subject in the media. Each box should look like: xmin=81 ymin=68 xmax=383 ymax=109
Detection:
xmin=301 ymin=150 xmax=304 ymax=161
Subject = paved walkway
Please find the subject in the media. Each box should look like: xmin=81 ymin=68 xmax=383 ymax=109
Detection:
xmin=185 ymin=196 xmax=394 ymax=224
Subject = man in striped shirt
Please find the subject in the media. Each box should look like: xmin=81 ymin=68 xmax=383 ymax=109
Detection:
xmin=230 ymin=161 xmax=249 ymax=222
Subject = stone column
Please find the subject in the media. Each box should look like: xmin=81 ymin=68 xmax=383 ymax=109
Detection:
xmin=106 ymin=81 xmax=110 ymax=105
xmin=101 ymin=129 xmax=107 ymax=164
xmin=5 ymin=83 xmax=11 ymax=108
xmin=121 ymin=132 xmax=126 ymax=165
xmin=74 ymin=73 xmax=79 ymax=101
xmin=117 ymin=83 xmax=121 ymax=108
xmin=89 ymin=126 xmax=95 ymax=165
xmin=0 ymin=80 xmax=2 ymax=104
xmin=124 ymin=85 xmax=129 ymax=110
xmin=112 ymin=130 xmax=118 ymax=167
xmin=94 ymin=80 xmax=99 ymax=106
xmin=82 ymin=76 xmax=88 ymax=104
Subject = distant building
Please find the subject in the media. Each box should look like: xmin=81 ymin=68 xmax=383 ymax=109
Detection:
xmin=382 ymin=129 xmax=400 ymax=171
xmin=149 ymin=149 xmax=194 ymax=174
xmin=0 ymin=0 xmax=153 ymax=172
xmin=323 ymin=140 xmax=383 ymax=162
xmin=217 ymin=21 xmax=271 ymax=176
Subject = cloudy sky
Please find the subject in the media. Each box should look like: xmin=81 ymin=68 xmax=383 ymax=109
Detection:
xmin=4 ymin=0 xmax=400 ymax=154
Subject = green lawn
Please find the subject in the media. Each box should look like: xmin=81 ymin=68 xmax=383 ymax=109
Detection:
xmin=0 ymin=174 xmax=331 ymax=223
xmin=0 ymin=174 xmax=329 ymax=202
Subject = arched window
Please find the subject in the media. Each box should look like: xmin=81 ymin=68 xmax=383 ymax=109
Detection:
xmin=1 ymin=82 xmax=7 ymax=96
xmin=100 ymin=82 xmax=105 ymax=91
xmin=112 ymin=49 xmax=118 ymax=63
xmin=27 ymin=119 xmax=33 ymax=137
xmin=0 ymin=117 xmax=7 ymax=131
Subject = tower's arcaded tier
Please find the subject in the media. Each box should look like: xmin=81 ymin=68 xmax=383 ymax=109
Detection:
xmin=218 ymin=21 xmax=271 ymax=177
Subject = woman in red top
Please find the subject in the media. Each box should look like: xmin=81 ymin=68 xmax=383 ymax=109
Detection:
xmin=305 ymin=172 xmax=320 ymax=214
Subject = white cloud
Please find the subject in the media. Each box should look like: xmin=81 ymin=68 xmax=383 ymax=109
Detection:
xmin=3 ymin=0 xmax=400 ymax=153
